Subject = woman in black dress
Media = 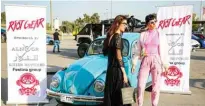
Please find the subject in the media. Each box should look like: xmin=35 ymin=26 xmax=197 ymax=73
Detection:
xmin=103 ymin=15 xmax=130 ymax=106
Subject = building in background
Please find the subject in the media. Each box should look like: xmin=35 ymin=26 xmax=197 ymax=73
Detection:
xmin=53 ymin=18 xmax=61 ymax=30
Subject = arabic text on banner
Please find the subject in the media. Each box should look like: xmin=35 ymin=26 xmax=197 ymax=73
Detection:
xmin=6 ymin=5 xmax=48 ymax=104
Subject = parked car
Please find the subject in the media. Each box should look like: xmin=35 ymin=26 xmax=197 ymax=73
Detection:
xmin=192 ymin=34 xmax=205 ymax=48
xmin=46 ymin=35 xmax=54 ymax=45
xmin=1 ymin=28 xmax=6 ymax=43
xmin=193 ymin=33 xmax=205 ymax=39
xmin=193 ymin=31 xmax=203 ymax=35
xmin=46 ymin=33 xmax=152 ymax=105
xmin=191 ymin=39 xmax=200 ymax=51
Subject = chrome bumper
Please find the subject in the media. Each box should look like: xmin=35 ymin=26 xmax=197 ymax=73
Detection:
xmin=46 ymin=89 xmax=103 ymax=103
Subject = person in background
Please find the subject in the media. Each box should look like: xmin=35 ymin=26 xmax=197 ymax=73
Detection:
xmin=53 ymin=29 xmax=60 ymax=53
xmin=128 ymin=15 xmax=136 ymax=32
xmin=131 ymin=14 xmax=169 ymax=106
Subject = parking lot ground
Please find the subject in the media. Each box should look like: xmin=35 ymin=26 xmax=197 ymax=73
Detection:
xmin=1 ymin=39 xmax=205 ymax=106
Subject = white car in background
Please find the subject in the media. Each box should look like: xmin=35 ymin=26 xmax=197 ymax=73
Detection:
xmin=191 ymin=39 xmax=200 ymax=52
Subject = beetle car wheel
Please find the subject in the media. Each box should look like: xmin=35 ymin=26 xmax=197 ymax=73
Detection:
xmin=49 ymin=41 xmax=54 ymax=45
xmin=77 ymin=43 xmax=89 ymax=58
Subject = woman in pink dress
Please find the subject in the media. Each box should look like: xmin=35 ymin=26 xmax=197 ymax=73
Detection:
xmin=132 ymin=14 xmax=169 ymax=106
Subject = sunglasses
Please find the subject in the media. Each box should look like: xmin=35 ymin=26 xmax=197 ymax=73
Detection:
xmin=149 ymin=20 xmax=157 ymax=24
xmin=121 ymin=22 xmax=128 ymax=25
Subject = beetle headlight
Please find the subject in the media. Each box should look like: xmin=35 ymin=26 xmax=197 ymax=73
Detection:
xmin=51 ymin=77 xmax=59 ymax=88
xmin=94 ymin=80 xmax=104 ymax=92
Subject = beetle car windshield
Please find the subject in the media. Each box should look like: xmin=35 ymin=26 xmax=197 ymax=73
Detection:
xmin=87 ymin=38 xmax=129 ymax=56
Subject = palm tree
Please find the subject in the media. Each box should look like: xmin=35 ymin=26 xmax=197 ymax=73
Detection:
xmin=91 ymin=13 xmax=100 ymax=23
xmin=83 ymin=14 xmax=91 ymax=24
xmin=1 ymin=12 xmax=6 ymax=24
xmin=192 ymin=13 xmax=200 ymax=31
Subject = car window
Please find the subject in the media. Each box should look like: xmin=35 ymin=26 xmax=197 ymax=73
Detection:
xmin=195 ymin=34 xmax=205 ymax=39
xmin=87 ymin=38 xmax=129 ymax=56
xmin=87 ymin=39 xmax=104 ymax=55
xmin=192 ymin=35 xmax=199 ymax=39
xmin=78 ymin=24 xmax=91 ymax=35
xmin=122 ymin=40 xmax=129 ymax=56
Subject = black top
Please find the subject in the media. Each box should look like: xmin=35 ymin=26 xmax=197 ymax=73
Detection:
xmin=103 ymin=33 xmax=124 ymax=67
xmin=53 ymin=32 xmax=60 ymax=40
xmin=103 ymin=33 xmax=131 ymax=106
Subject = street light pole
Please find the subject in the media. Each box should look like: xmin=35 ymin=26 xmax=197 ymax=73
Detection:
xmin=106 ymin=9 xmax=108 ymax=20
xmin=111 ymin=0 xmax=112 ymax=19
xmin=50 ymin=0 xmax=53 ymax=31
xmin=200 ymin=0 xmax=203 ymax=20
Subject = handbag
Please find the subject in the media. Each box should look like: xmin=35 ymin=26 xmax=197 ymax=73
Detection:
xmin=121 ymin=83 xmax=136 ymax=105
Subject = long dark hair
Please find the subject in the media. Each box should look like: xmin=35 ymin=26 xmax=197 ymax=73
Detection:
xmin=103 ymin=15 xmax=127 ymax=55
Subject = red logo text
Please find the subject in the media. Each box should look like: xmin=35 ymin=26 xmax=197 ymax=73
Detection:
xmin=7 ymin=18 xmax=45 ymax=32
xmin=158 ymin=15 xmax=191 ymax=29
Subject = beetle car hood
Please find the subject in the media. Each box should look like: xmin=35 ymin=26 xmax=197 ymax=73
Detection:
xmin=63 ymin=55 xmax=107 ymax=95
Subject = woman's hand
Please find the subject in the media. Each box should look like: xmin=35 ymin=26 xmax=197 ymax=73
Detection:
xmin=131 ymin=65 xmax=135 ymax=74
xmin=121 ymin=67 xmax=128 ymax=83
xmin=123 ymin=73 xmax=128 ymax=83
xmin=131 ymin=62 xmax=136 ymax=74
xmin=164 ymin=65 xmax=169 ymax=72
xmin=141 ymin=48 xmax=147 ymax=57
xmin=162 ymin=64 xmax=169 ymax=72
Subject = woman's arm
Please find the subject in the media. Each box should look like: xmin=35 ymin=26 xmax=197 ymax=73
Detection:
xmin=158 ymin=30 xmax=169 ymax=72
xmin=114 ymin=34 xmax=128 ymax=83
xmin=114 ymin=34 xmax=125 ymax=69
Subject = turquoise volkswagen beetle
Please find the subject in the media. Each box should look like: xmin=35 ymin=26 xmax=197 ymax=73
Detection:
xmin=46 ymin=33 xmax=152 ymax=105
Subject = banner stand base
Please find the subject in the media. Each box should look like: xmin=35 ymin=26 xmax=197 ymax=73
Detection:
xmin=160 ymin=90 xmax=192 ymax=95
xmin=6 ymin=99 xmax=49 ymax=105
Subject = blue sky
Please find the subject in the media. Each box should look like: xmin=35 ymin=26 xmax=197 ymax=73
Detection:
xmin=1 ymin=1 xmax=205 ymax=23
